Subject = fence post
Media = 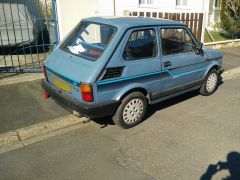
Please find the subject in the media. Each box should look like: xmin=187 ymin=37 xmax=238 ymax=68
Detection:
xmin=201 ymin=12 xmax=207 ymax=42
xmin=52 ymin=0 xmax=59 ymax=45
xmin=197 ymin=13 xmax=203 ymax=41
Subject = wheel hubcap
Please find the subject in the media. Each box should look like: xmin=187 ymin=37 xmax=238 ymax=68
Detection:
xmin=123 ymin=98 xmax=144 ymax=124
xmin=206 ymin=73 xmax=217 ymax=92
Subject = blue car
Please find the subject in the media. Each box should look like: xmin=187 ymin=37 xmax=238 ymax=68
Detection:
xmin=41 ymin=17 xmax=224 ymax=128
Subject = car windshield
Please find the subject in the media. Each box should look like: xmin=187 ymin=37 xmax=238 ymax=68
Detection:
xmin=60 ymin=22 xmax=116 ymax=61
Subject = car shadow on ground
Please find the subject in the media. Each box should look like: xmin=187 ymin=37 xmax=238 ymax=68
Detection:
xmin=92 ymin=76 xmax=224 ymax=128
xmin=200 ymin=151 xmax=240 ymax=180
xmin=145 ymin=89 xmax=200 ymax=119
xmin=92 ymin=90 xmax=200 ymax=128
xmin=145 ymin=75 xmax=224 ymax=119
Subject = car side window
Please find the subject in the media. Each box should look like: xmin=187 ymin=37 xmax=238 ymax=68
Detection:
xmin=160 ymin=28 xmax=195 ymax=56
xmin=123 ymin=29 xmax=157 ymax=60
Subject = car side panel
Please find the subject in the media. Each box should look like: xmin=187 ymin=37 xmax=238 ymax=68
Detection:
xmin=161 ymin=52 xmax=209 ymax=90
xmin=94 ymin=27 xmax=223 ymax=106
xmin=95 ymin=27 xmax=163 ymax=103
xmin=159 ymin=26 xmax=208 ymax=95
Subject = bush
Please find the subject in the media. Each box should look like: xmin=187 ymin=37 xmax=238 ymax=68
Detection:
xmin=39 ymin=0 xmax=53 ymax=20
xmin=220 ymin=0 xmax=240 ymax=39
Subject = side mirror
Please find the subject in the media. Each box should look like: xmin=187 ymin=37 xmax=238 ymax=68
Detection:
xmin=195 ymin=41 xmax=203 ymax=50
xmin=195 ymin=41 xmax=203 ymax=55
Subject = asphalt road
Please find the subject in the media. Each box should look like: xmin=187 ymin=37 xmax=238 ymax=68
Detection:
xmin=0 ymin=80 xmax=70 ymax=133
xmin=0 ymin=75 xmax=240 ymax=180
xmin=222 ymin=46 xmax=240 ymax=71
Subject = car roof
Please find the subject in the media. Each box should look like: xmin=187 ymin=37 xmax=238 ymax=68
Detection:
xmin=83 ymin=16 xmax=184 ymax=28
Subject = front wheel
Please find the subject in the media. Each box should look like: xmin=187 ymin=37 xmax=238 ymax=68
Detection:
xmin=113 ymin=92 xmax=147 ymax=129
xmin=200 ymin=69 xmax=219 ymax=96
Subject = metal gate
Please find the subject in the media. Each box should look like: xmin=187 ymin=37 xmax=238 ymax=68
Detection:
xmin=0 ymin=0 xmax=59 ymax=73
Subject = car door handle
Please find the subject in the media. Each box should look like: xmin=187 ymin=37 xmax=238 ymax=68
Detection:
xmin=163 ymin=61 xmax=172 ymax=67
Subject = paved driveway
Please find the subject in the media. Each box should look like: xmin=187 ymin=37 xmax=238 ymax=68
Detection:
xmin=0 ymin=80 xmax=70 ymax=133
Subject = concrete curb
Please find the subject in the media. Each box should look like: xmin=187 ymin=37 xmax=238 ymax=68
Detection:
xmin=222 ymin=66 xmax=240 ymax=81
xmin=204 ymin=39 xmax=240 ymax=49
xmin=0 ymin=115 xmax=89 ymax=150
xmin=0 ymin=73 xmax=43 ymax=87
xmin=0 ymin=131 xmax=19 ymax=149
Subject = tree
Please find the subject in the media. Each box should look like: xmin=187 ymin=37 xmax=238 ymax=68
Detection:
xmin=220 ymin=0 xmax=240 ymax=39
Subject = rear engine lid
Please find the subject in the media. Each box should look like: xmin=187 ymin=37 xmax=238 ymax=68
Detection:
xmin=44 ymin=48 xmax=101 ymax=84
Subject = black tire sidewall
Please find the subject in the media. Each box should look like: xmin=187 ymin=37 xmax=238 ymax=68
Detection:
xmin=113 ymin=92 xmax=147 ymax=129
xmin=202 ymin=69 xmax=219 ymax=96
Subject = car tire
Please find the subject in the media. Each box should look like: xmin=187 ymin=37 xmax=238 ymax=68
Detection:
xmin=200 ymin=69 xmax=219 ymax=96
xmin=113 ymin=92 xmax=147 ymax=129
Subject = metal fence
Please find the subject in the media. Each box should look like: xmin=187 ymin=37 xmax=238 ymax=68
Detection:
xmin=130 ymin=11 xmax=204 ymax=41
xmin=0 ymin=0 xmax=59 ymax=73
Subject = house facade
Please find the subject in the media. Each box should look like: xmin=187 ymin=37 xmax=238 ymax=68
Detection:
xmin=99 ymin=0 xmax=208 ymax=15
xmin=56 ymin=0 xmax=221 ymax=40
xmin=208 ymin=0 xmax=221 ymax=27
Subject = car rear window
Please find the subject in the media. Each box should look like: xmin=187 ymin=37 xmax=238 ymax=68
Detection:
xmin=60 ymin=22 xmax=116 ymax=61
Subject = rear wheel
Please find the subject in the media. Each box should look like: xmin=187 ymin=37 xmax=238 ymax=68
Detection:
xmin=113 ymin=92 xmax=147 ymax=129
xmin=200 ymin=69 xmax=219 ymax=96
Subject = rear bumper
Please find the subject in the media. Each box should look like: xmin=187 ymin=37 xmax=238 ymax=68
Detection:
xmin=41 ymin=80 xmax=119 ymax=118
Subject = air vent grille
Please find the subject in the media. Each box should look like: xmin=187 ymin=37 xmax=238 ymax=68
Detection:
xmin=102 ymin=67 xmax=124 ymax=80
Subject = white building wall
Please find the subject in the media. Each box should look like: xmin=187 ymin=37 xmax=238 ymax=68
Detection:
xmin=57 ymin=0 xmax=210 ymax=40
xmin=57 ymin=0 xmax=99 ymax=40
xmin=109 ymin=0 xmax=208 ymax=16
xmin=97 ymin=0 xmax=115 ymax=16
xmin=208 ymin=0 xmax=221 ymax=28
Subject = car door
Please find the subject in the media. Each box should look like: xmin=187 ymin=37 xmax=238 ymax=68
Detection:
xmin=159 ymin=26 xmax=207 ymax=95
xmin=97 ymin=27 xmax=162 ymax=101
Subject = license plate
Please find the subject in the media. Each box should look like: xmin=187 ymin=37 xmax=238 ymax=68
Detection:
xmin=52 ymin=76 xmax=72 ymax=93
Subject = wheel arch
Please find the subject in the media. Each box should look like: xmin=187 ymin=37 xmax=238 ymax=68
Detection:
xmin=116 ymin=85 xmax=149 ymax=102
xmin=203 ymin=63 xmax=220 ymax=79
xmin=210 ymin=65 xmax=220 ymax=71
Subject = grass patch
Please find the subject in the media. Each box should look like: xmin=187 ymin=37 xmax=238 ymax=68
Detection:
xmin=204 ymin=31 xmax=229 ymax=43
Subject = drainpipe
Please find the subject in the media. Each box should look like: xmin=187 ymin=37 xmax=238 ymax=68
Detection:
xmin=113 ymin=0 xmax=116 ymax=16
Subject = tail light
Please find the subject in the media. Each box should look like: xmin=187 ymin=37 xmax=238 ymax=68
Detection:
xmin=80 ymin=84 xmax=93 ymax=102
xmin=41 ymin=64 xmax=47 ymax=80
xmin=43 ymin=92 xmax=50 ymax=99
